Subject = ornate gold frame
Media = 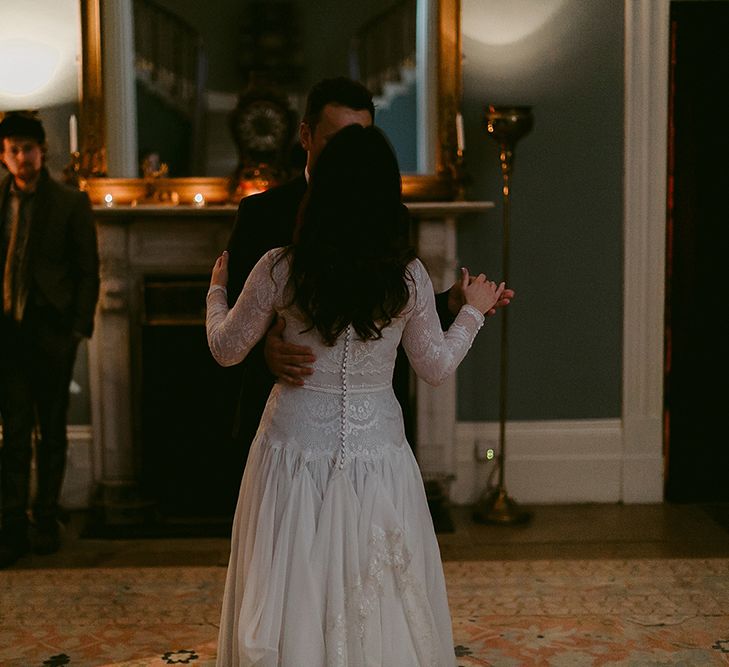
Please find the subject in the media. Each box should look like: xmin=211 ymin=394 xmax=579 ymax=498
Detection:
xmin=79 ymin=0 xmax=462 ymax=203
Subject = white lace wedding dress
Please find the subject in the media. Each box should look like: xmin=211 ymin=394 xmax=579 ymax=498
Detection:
xmin=207 ymin=248 xmax=485 ymax=667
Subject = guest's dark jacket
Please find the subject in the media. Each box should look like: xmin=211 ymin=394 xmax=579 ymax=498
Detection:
xmin=225 ymin=172 xmax=452 ymax=448
xmin=0 ymin=169 xmax=100 ymax=339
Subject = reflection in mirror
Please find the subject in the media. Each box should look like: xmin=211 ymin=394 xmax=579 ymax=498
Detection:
xmin=80 ymin=0 xmax=462 ymax=201
xmin=121 ymin=0 xmax=431 ymax=178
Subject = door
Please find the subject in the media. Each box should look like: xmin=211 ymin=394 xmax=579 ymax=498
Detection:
xmin=664 ymin=1 xmax=729 ymax=502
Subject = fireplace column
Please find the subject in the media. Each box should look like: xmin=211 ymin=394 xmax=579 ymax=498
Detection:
xmin=88 ymin=221 xmax=134 ymax=482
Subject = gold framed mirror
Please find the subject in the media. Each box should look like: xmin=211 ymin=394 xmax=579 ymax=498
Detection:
xmin=78 ymin=0 xmax=462 ymax=203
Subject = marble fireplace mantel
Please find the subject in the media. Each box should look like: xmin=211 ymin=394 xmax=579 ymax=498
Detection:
xmin=86 ymin=200 xmax=494 ymax=520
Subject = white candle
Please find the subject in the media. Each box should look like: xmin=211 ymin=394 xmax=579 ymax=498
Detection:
xmin=69 ymin=114 xmax=78 ymax=154
xmin=455 ymin=112 xmax=465 ymax=153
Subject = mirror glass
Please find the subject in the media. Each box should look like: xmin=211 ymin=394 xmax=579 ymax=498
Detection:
xmin=78 ymin=0 xmax=462 ymax=204
xmin=106 ymin=0 xmax=437 ymax=179
xmin=0 ymin=1 xmax=80 ymax=109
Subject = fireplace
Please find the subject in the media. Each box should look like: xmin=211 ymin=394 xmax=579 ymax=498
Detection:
xmin=86 ymin=202 xmax=492 ymax=533
xmin=140 ymin=276 xmax=243 ymax=524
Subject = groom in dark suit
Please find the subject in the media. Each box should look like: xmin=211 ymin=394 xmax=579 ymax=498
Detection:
xmin=225 ymin=78 xmax=380 ymax=453
xmin=226 ymin=78 xmax=375 ymax=305
xmin=225 ymin=77 xmax=512 ymax=468
xmin=0 ymin=112 xmax=99 ymax=567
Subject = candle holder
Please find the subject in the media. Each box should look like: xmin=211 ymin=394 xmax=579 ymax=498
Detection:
xmin=473 ymin=105 xmax=533 ymax=525
xmin=448 ymin=152 xmax=467 ymax=202
xmin=453 ymin=112 xmax=466 ymax=200
xmin=62 ymin=151 xmax=82 ymax=186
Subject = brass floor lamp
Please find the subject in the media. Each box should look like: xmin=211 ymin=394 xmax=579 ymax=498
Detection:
xmin=473 ymin=105 xmax=533 ymax=525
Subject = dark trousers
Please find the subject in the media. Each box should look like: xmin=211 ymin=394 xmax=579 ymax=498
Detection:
xmin=0 ymin=312 xmax=79 ymax=533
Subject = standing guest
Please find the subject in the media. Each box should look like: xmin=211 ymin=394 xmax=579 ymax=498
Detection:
xmin=207 ymin=124 xmax=510 ymax=665
xmin=0 ymin=112 xmax=100 ymax=568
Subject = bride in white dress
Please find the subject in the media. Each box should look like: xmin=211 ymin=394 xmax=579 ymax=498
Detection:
xmin=207 ymin=124 xmax=508 ymax=667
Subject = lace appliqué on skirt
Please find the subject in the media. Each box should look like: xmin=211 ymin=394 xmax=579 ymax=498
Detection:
xmin=325 ymin=526 xmax=440 ymax=667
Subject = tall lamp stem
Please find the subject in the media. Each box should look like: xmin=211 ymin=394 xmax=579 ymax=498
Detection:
xmin=473 ymin=106 xmax=533 ymax=525
xmin=498 ymin=151 xmax=511 ymax=490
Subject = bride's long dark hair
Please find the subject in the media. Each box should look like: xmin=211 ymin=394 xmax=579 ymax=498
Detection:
xmin=286 ymin=124 xmax=416 ymax=345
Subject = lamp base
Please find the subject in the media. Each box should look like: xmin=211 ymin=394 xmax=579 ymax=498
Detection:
xmin=472 ymin=487 xmax=531 ymax=525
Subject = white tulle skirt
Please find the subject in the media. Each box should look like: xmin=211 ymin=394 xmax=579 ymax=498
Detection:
xmin=216 ymin=386 xmax=456 ymax=667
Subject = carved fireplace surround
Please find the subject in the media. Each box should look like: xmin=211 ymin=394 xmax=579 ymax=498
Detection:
xmin=83 ymin=201 xmax=493 ymax=521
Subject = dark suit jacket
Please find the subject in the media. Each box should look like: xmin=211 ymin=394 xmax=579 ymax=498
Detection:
xmin=0 ymin=169 xmax=100 ymax=339
xmin=224 ymin=175 xmax=306 ymax=444
xmin=225 ymin=172 xmax=453 ymax=446
xmin=227 ymin=174 xmax=307 ymax=305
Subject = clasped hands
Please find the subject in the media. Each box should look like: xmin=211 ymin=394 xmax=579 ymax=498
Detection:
xmin=211 ymin=251 xmax=514 ymax=387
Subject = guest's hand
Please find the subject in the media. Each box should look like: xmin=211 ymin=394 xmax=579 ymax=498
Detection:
xmin=448 ymin=267 xmax=514 ymax=317
xmin=211 ymin=250 xmax=229 ymax=287
xmin=264 ymin=317 xmax=316 ymax=386
xmin=461 ymin=268 xmax=507 ymax=315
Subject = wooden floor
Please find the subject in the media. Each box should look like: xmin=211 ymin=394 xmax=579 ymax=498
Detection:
xmin=8 ymin=502 xmax=729 ymax=570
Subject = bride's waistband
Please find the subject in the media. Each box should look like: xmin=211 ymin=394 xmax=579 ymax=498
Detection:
xmin=293 ymin=382 xmax=392 ymax=395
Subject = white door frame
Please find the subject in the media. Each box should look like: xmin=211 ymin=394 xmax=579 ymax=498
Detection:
xmin=621 ymin=0 xmax=670 ymax=502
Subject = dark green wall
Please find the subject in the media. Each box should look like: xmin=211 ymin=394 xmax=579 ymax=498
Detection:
xmin=456 ymin=0 xmax=624 ymax=421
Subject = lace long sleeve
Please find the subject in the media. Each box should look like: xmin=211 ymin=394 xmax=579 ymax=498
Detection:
xmin=402 ymin=259 xmax=485 ymax=386
xmin=206 ymin=248 xmax=286 ymax=366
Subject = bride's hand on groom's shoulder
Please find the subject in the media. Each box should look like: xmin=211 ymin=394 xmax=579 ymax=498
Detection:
xmin=211 ymin=250 xmax=229 ymax=287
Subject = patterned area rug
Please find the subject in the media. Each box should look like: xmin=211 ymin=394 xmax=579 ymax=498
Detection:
xmin=1 ymin=559 xmax=728 ymax=666
xmin=447 ymin=559 xmax=729 ymax=666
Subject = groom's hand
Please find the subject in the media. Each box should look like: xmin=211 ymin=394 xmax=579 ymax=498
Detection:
xmin=264 ymin=317 xmax=316 ymax=386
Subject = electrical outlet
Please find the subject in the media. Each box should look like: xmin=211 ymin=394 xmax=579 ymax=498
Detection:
xmin=474 ymin=437 xmax=499 ymax=463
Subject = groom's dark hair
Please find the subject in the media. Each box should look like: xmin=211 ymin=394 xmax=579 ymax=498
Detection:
xmin=302 ymin=77 xmax=375 ymax=131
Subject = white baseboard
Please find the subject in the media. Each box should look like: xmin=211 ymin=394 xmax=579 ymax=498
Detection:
xmin=453 ymin=419 xmax=664 ymax=505
xmin=61 ymin=426 xmax=95 ymax=509
xmin=3 ymin=420 xmax=665 ymax=510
